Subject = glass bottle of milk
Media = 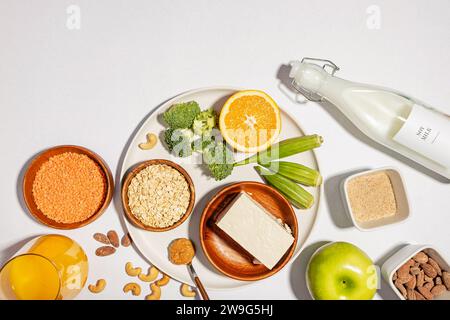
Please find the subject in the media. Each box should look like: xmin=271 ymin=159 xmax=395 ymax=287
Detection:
xmin=288 ymin=58 xmax=450 ymax=179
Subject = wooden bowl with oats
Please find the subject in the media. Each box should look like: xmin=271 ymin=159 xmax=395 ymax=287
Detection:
xmin=121 ymin=159 xmax=195 ymax=232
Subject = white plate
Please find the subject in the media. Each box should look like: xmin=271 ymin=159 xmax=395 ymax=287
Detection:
xmin=120 ymin=87 xmax=321 ymax=289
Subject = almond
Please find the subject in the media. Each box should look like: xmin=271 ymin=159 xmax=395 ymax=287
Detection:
xmin=442 ymin=272 xmax=450 ymax=290
xmin=405 ymin=274 xmax=416 ymax=290
xmin=424 ymin=275 xmax=434 ymax=283
xmin=95 ymin=246 xmax=116 ymax=257
xmin=416 ymin=271 xmax=425 ymax=287
xmin=435 ymin=277 xmax=442 ymax=285
xmin=413 ymin=252 xmax=428 ymax=264
xmin=430 ymin=284 xmax=446 ymax=297
xmin=421 ymin=263 xmax=437 ymax=278
xmin=414 ymin=290 xmax=426 ymax=300
xmin=394 ymin=279 xmax=407 ymax=298
xmin=410 ymin=266 xmax=421 ymax=275
xmin=406 ymin=288 xmax=416 ymax=300
xmin=424 ymin=282 xmax=433 ymax=290
xmin=107 ymin=230 xmax=120 ymax=248
xmin=428 ymin=258 xmax=442 ymax=276
xmin=121 ymin=233 xmax=132 ymax=247
xmin=93 ymin=233 xmax=110 ymax=245
xmin=397 ymin=263 xmax=412 ymax=282
xmin=417 ymin=286 xmax=434 ymax=300
xmin=397 ymin=273 xmax=413 ymax=284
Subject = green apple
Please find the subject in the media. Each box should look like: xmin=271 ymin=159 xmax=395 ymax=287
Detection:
xmin=306 ymin=242 xmax=377 ymax=300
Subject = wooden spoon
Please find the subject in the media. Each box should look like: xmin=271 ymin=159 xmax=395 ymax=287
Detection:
xmin=168 ymin=238 xmax=209 ymax=300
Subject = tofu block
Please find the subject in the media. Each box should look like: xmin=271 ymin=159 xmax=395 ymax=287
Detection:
xmin=216 ymin=192 xmax=294 ymax=270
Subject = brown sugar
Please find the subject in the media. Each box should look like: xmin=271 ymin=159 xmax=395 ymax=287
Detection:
xmin=347 ymin=172 xmax=397 ymax=222
xmin=32 ymin=152 xmax=106 ymax=223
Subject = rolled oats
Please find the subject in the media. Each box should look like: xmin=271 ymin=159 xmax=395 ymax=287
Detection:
xmin=127 ymin=164 xmax=191 ymax=228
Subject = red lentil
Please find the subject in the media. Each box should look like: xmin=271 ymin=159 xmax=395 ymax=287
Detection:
xmin=32 ymin=152 xmax=106 ymax=223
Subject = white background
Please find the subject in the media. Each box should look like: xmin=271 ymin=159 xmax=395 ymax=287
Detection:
xmin=0 ymin=0 xmax=449 ymax=300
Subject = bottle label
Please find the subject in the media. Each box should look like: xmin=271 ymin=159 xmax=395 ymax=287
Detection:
xmin=393 ymin=104 xmax=450 ymax=168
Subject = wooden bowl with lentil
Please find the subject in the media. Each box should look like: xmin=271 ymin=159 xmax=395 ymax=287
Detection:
xmin=121 ymin=159 xmax=195 ymax=232
xmin=22 ymin=145 xmax=114 ymax=229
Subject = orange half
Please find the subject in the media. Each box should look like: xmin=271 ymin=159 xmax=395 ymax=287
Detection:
xmin=219 ymin=90 xmax=281 ymax=153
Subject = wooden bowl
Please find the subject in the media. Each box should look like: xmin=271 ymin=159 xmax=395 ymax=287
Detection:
xmin=121 ymin=159 xmax=195 ymax=232
xmin=199 ymin=181 xmax=298 ymax=281
xmin=22 ymin=145 xmax=114 ymax=229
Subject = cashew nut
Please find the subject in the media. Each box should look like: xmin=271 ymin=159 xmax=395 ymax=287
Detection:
xmin=125 ymin=262 xmax=142 ymax=277
xmin=88 ymin=279 xmax=107 ymax=294
xmin=138 ymin=266 xmax=159 ymax=282
xmin=180 ymin=283 xmax=196 ymax=298
xmin=156 ymin=273 xmax=170 ymax=287
xmin=139 ymin=133 xmax=157 ymax=150
xmin=123 ymin=282 xmax=141 ymax=296
xmin=145 ymin=283 xmax=161 ymax=300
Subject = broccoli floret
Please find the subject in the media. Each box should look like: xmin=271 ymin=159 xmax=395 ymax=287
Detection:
xmin=163 ymin=101 xmax=201 ymax=129
xmin=203 ymin=141 xmax=234 ymax=181
xmin=164 ymin=128 xmax=194 ymax=157
xmin=193 ymin=109 xmax=216 ymax=135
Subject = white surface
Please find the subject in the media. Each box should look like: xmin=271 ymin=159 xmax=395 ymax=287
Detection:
xmin=120 ymin=87 xmax=320 ymax=289
xmin=0 ymin=0 xmax=449 ymax=300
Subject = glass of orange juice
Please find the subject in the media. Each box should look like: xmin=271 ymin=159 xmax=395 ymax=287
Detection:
xmin=0 ymin=234 xmax=88 ymax=300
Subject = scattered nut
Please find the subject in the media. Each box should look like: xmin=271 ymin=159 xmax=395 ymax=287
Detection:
xmin=125 ymin=262 xmax=142 ymax=277
xmin=95 ymin=246 xmax=116 ymax=257
xmin=436 ymin=277 xmax=442 ymax=285
xmin=93 ymin=233 xmax=110 ymax=245
xmin=123 ymin=282 xmax=141 ymax=296
xmin=428 ymin=258 xmax=442 ymax=276
xmin=413 ymin=252 xmax=428 ymax=264
xmin=431 ymin=284 xmax=446 ymax=297
xmin=139 ymin=133 xmax=157 ymax=150
xmin=121 ymin=233 xmax=132 ymax=247
xmin=417 ymin=286 xmax=434 ymax=300
xmin=138 ymin=266 xmax=159 ymax=282
xmin=443 ymin=272 xmax=450 ymax=290
xmin=156 ymin=273 xmax=170 ymax=287
xmin=107 ymin=230 xmax=120 ymax=248
xmin=88 ymin=279 xmax=107 ymax=293
xmin=180 ymin=283 xmax=196 ymax=298
xmin=145 ymin=283 xmax=161 ymax=300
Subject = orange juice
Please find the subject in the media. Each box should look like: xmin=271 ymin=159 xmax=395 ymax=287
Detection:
xmin=1 ymin=254 xmax=60 ymax=300
xmin=0 ymin=235 xmax=88 ymax=300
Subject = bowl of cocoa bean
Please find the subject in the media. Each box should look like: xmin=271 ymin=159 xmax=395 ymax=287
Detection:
xmin=381 ymin=244 xmax=450 ymax=300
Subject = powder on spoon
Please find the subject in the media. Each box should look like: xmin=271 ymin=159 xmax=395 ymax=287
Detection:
xmin=32 ymin=152 xmax=106 ymax=223
xmin=347 ymin=171 xmax=397 ymax=222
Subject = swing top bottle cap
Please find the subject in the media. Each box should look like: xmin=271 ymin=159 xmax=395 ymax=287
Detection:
xmin=289 ymin=61 xmax=329 ymax=95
